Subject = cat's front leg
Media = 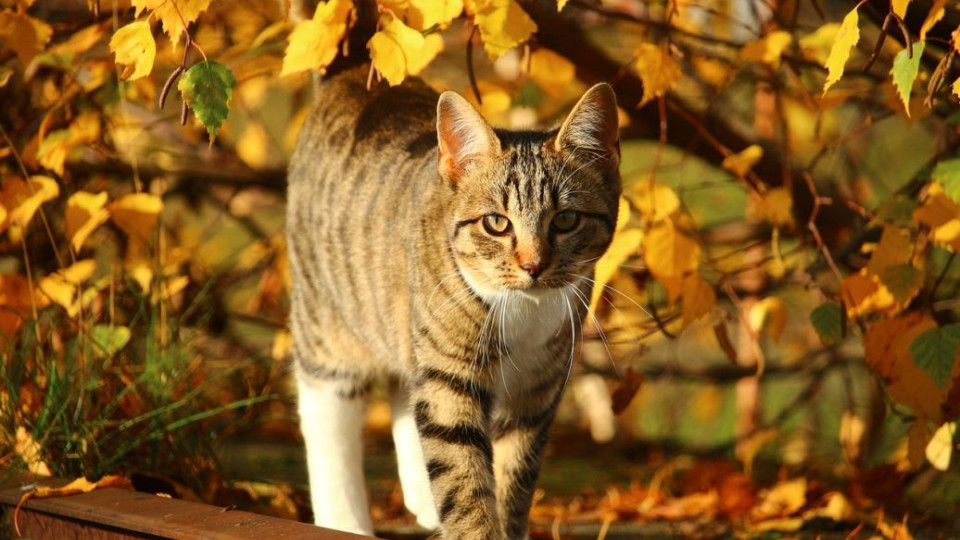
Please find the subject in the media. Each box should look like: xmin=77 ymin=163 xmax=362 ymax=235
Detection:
xmin=491 ymin=359 xmax=567 ymax=540
xmin=411 ymin=360 xmax=501 ymax=539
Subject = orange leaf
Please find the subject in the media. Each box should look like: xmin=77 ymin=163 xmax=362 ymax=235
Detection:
xmin=65 ymin=191 xmax=110 ymax=252
xmin=108 ymin=193 xmax=163 ymax=246
xmin=16 ymin=476 xmax=132 ymax=536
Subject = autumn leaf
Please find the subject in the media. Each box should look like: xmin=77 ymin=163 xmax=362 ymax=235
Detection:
xmin=14 ymin=427 xmax=51 ymax=476
xmin=749 ymin=187 xmax=795 ymax=228
xmin=722 ymin=145 xmax=764 ymax=178
xmin=822 ymin=8 xmax=860 ymax=95
xmin=0 ymin=175 xmax=60 ymax=242
xmin=109 ymin=21 xmax=156 ymax=81
xmin=89 ymin=324 xmax=131 ymax=359
xmin=108 ymin=193 xmax=163 ymax=246
xmin=681 ymin=273 xmax=715 ymax=327
xmin=839 ymin=411 xmax=866 ymax=462
xmin=739 ymin=31 xmax=792 ymax=68
xmin=891 ymin=41 xmax=925 ymax=117
xmin=472 ymin=0 xmax=537 ymax=59
xmin=37 ymin=112 xmax=101 ymax=176
xmin=914 ymin=182 xmax=960 ymax=252
xmin=369 ymin=16 xmax=444 ymax=86
xmin=930 ymin=159 xmax=960 ymax=203
xmin=810 ymin=303 xmax=842 ymax=344
xmin=178 ymin=61 xmax=237 ymax=141
xmin=408 ymin=0 xmax=463 ymax=31
xmin=37 ymin=259 xmax=98 ymax=317
xmin=280 ymin=0 xmax=352 ymax=76
xmin=528 ymin=48 xmax=576 ymax=98
xmin=634 ymin=43 xmax=682 ymax=106
xmin=630 ymin=180 xmax=679 ymax=222
xmin=892 ymin=0 xmax=911 ymax=18
xmin=841 ymin=270 xmax=895 ymax=317
xmin=610 ymin=368 xmax=644 ymax=415
xmin=132 ymin=0 xmax=214 ymax=47
xmin=590 ymin=198 xmax=642 ymax=312
xmin=0 ymin=11 xmax=53 ymax=66
xmin=749 ymin=296 xmax=787 ymax=343
xmin=642 ymin=221 xmax=701 ymax=302
xmin=0 ymin=66 xmax=12 ymax=87
xmin=65 ymin=191 xmax=110 ymax=252
xmin=925 ymin=421 xmax=956 ymax=471
xmin=908 ymin=324 xmax=960 ymax=388
xmin=919 ymin=0 xmax=949 ymax=41
xmin=750 ymin=478 xmax=806 ymax=522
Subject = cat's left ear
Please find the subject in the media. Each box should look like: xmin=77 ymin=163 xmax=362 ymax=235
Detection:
xmin=437 ymin=91 xmax=501 ymax=183
xmin=554 ymin=83 xmax=620 ymax=168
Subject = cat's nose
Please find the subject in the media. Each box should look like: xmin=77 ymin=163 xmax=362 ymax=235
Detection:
xmin=521 ymin=262 xmax=543 ymax=279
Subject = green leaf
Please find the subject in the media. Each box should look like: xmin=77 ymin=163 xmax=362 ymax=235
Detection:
xmin=810 ymin=303 xmax=843 ymax=344
xmin=909 ymin=323 xmax=960 ymax=388
xmin=931 ymin=158 xmax=960 ymax=203
xmin=881 ymin=264 xmax=924 ymax=305
xmin=875 ymin=194 xmax=918 ymax=226
xmin=891 ymin=41 xmax=925 ymax=117
xmin=89 ymin=324 xmax=131 ymax=359
xmin=178 ymin=60 xmax=237 ymax=141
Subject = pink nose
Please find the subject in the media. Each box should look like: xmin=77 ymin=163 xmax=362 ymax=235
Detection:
xmin=521 ymin=262 xmax=543 ymax=279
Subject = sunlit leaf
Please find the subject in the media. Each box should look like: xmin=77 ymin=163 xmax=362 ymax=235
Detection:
xmin=931 ymin=159 xmax=960 ymax=203
xmin=0 ymin=175 xmax=60 ymax=242
xmin=408 ymin=0 xmax=463 ymax=30
xmin=528 ymin=48 xmax=576 ymax=98
xmin=634 ymin=43 xmax=681 ymax=106
xmin=37 ymin=112 xmax=101 ymax=176
xmin=909 ymin=324 xmax=960 ymax=388
xmin=891 ymin=41 xmax=925 ymax=117
xmin=642 ymin=221 xmax=700 ymax=302
xmin=866 ymin=225 xmax=912 ymax=277
xmin=178 ymin=61 xmax=237 ymax=141
xmin=0 ymin=11 xmax=53 ymax=66
xmin=739 ymin=30 xmax=792 ymax=68
xmin=892 ymin=0 xmax=911 ymax=18
xmin=280 ymin=0 xmax=352 ymax=76
xmin=925 ymin=421 xmax=956 ymax=471
xmin=919 ymin=0 xmax=949 ymax=41
xmin=89 ymin=324 xmax=131 ymax=359
xmin=369 ymin=16 xmax=444 ymax=86
xmin=14 ymin=427 xmax=51 ymax=476
xmin=750 ymin=187 xmax=795 ymax=228
xmin=722 ymin=145 xmax=764 ymax=178
xmin=0 ymin=66 xmax=13 ymax=88
xmin=839 ymin=411 xmax=866 ymax=462
xmin=822 ymin=9 xmax=860 ymax=95
xmin=66 ymin=191 xmax=110 ymax=252
xmin=840 ymin=270 xmax=895 ymax=317
xmin=37 ymin=259 xmax=97 ymax=317
xmin=681 ymin=273 xmax=715 ymax=327
xmin=630 ymin=180 xmax=679 ymax=222
xmin=132 ymin=0 xmax=214 ymax=46
xmin=810 ymin=303 xmax=842 ymax=344
xmin=880 ymin=264 xmax=923 ymax=308
xmin=108 ymin=193 xmax=163 ymax=246
xmin=590 ymin=198 xmax=642 ymax=312
xmin=109 ymin=21 xmax=156 ymax=81
xmin=472 ymin=0 xmax=537 ymax=59
xmin=914 ymin=182 xmax=960 ymax=252
xmin=748 ymin=296 xmax=787 ymax=343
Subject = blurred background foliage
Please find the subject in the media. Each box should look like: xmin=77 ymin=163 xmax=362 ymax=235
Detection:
xmin=0 ymin=0 xmax=959 ymax=537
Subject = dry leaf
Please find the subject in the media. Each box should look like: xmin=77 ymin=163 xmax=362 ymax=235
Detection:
xmin=681 ymin=273 xmax=715 ymax=327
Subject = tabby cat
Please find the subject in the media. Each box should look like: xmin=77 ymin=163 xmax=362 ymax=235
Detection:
xmin=286 ymin=66 xmax=621 ymax=539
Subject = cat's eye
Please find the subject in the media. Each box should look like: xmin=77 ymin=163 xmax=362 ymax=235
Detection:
xmin=483 ymin=214 xmax=512 ymax=235
xmin=551 ymin=211 xmax=580 ymax=233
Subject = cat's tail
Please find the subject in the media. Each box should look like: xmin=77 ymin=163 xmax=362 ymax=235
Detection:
xmin=284 ymin=0 xmax=377 ymax=82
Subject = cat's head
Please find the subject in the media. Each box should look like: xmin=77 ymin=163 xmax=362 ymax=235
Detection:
xmin=436 ymin=84 xmax=621 ymax=302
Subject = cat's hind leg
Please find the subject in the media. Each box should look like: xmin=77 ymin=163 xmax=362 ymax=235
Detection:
xmin=390 ymin=383 xmax=441 ymax=530
xmin=296 ymin=366 xmax=374 ymax=535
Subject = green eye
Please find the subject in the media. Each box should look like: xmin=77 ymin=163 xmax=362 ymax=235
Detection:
xmin=483 ymin=214 xmax=512 ymax=235
xmin=551 ymin=211 xmax=580 ymax=233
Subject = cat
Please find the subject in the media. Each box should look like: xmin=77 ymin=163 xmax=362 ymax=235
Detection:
xmin=286 ymin=66 xmax=621 ymax=539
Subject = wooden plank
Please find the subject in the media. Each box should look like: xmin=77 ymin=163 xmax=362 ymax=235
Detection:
xmin=9 ymin=507 xmax=160 ymax=539
xmin=0 ymin=476 xmax=378 ymax=540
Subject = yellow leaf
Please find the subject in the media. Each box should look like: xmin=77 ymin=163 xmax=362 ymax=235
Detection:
xmin=0 ymin=12 xmax=53 ymax=66
xmin=914 ymin=182 xmax=960 ymax=252
xmin=557 ymin=0 xmax=568 ymax=11
xmin=132 ymin=0 xmax=214 ymax=47
xmin=892 ymin=0 xmax=911 ymax=18
xmin=722 ymin=144 xmax=764 ymax=177
xmin=634 ymin=43 xmax=682 ymax=106
xmin=919 ymin=0 xmax=949 ymax=41
xmin=841 ymin=269 xmax=896 ymax=317
xmin=839 ymin=410 xmax=866 ymax=462
xmin=803 ymin=492 xmax=856 ymax=522
xmin=748 ymin=296 xmax=787 ymax=343
xmin=369 ymin=16 xmax=443 ymax=86
xmin=749 ymin=186 xmax=795 ymax=228
xmin=38 ymin=259 xmax=98 ymax=317
xmin=681 ymin=273 xmax=715 ymax=327
xmin=822 ymin=9 xmax=860 ymax=96
xmin=0 ymin=175 xmax=59 ymax=242
xmin=642 ymin=221 xmax=701 ymax=290
xmin=925 ymin=421 xmax=956 ymax=471
xmin=14 ymin=427 xmax=52 ymax=476
xmin=237 ymin=123 xmax=269 ymax=168
xmin=473 ymin=0 xmax=537 ymax=59
xmin=49 ymin=23 xmax=106 ymax=55
xmin=799 ymin=23 xmax=839 ymax=65
xmin=408 ymin=0 xmax=463 ymax=31
xmin=109 ymin=21 xmax=156 ymax=81
xmin=0 ymin=274 xmax=43 ymax=336
xmin=528 ymin=48 xmax=576 ymax=98
xmin=751 ymin=478 xmax=807 ymax=521
xmin=953 ymin=76 xmax=960 ymax=100
xmin=590 ymin=198 xmax=641 ymax=312
xmin=280 ymin=0 xmax=353 ymax=76
xmin=272 ymin=329 xmax=292 ymax=361
xmin=739 ymin=30 xmax=792 ymax=68
xmin=108 ymin=193 xmax=163 ymax=246
xmin=66 ymin=191 xmax=110 ymax=252
xmin=37 ymin=112 xmax=101 ymax=176
xmin=630 ymin=180 xmax=679 ymax=222
xmin=22 ymin=475 xmax=132 ymax=503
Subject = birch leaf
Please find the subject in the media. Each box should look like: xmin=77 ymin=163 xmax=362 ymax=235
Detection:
xmin=66 ymin=191 xmax=110 ymax=252
xmin=108 ymin=193 xmax=163 ymax=246
xmin=369 ymin=16 xmax=444 ymax=86
xmin=891 ymin=41 xmax=925 ymax=117
xmin=280 ymin=0 xmax=353 ymax=76
xmin=0 ymin=175 xmax=59 ymax=242
xmin=178 ymin=61 xmax=237 ymax=141
xmin=635 ymin=43 xmax=682 ymax=106
xmin=132 ymin=0 xmax=214 ymax=46
xmin=822 ymin=9 xmax=860 ymax=95
xmin=925 ymin=421 xmax=956 ymax=471
xmin=408 ymin=0 xmax=463 ymax=30
xmin=473 ymin=0 xmax=537 ymax=59
xmin=891 ymin=0 xmax=911 ymax=18
xmin=109 ymin=21 xmax=156 ymax=81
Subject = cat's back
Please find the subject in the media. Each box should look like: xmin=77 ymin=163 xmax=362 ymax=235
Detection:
xmin=287 ymin=68 xmax=442 ymax=370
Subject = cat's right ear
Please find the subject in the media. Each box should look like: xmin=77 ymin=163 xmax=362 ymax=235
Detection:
xmin=437 ymin=91 xmax=501 ymax=183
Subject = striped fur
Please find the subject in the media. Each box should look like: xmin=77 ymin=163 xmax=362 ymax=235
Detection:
xmin=287 ymin=67 xmax=620 ymax=539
